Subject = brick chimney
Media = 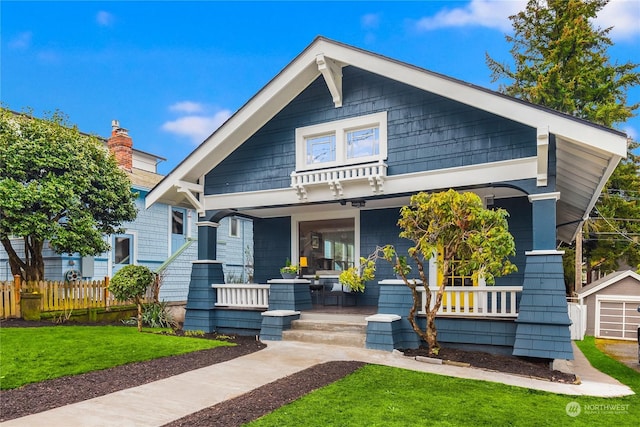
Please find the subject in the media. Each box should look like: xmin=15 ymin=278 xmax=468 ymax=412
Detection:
xmin=107 ymin=120 xmax=133 ymax=172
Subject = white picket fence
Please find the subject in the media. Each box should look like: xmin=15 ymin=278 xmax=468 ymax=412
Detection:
xmin=567 ymin=301 xmax=586 ymax=340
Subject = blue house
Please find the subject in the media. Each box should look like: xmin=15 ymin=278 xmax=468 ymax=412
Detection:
xmin=0 ymin=120 xmax=253 ymax=306
xmin=145 ymin=37 xmax=627 ymax=360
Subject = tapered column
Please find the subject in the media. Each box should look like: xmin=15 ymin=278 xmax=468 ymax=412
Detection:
xmin=513 ymin=193 xmax=573 ymax=360
xmin=183 ymin=219 xmax=224 ymax=332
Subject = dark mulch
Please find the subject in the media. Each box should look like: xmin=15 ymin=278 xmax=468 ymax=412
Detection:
xmin=165 ymin=361 xmax=366 ymax=427
xmin=402 ymin=346 xmax=577 ymax=384
xmin=0 ymin=319 xmax=265 ymax=422
xmin=1 ymin=319 xmax=576 ymax=425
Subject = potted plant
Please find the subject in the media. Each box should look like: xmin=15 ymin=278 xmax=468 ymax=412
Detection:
xmin=280 ymin=259 xmax=299 ymax=279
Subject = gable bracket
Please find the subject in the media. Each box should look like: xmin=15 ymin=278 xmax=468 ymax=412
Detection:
xmin=537 ymin=128 xmax=549 ymax=187
xmin=316 ymin=54 xmax=343 ymax=108
xmin=175 ymin=180 xmax=205 ymax=215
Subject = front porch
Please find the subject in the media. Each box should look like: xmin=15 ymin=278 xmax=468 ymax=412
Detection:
xmin=197 ymin=279 xmax=524 ymax=354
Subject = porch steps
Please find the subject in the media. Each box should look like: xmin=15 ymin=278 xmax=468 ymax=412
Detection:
xmin=282 ymin=312 xmax=368 ymax=348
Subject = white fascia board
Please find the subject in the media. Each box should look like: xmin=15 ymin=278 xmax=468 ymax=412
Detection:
xmin=575 ymin=155 xmax=623 ymax=231
xmin=203 ymin=157 xmax=536 ymax=211
xmin=146 ymin=53 xmax=322 ymax=210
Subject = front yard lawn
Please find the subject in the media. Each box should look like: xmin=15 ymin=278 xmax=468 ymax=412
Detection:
xmin=0 ymin=325 xmax=232 ymax=390
xmin=249 ymin=337 xmax=639 ymax=426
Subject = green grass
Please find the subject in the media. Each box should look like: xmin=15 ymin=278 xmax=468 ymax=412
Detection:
xmin=0 ymin=325 xmax=233 ymax=390
xmin=576 ymin=336 xmax=640 ymax=394
xmin=250 ymin=338 xmax=640 ymax=427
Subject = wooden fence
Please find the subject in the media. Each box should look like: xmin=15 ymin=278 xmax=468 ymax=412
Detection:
xmin=0 ymin=275 xmax=148 ymax=319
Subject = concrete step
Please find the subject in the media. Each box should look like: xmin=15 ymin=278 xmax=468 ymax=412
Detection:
xmin=282 ymin=313 xmax=368 ymax=348
xmin=290 ymin=319 xmax=367 ymax=334
xmin=281 ymin=329 xmax=367 ymax=348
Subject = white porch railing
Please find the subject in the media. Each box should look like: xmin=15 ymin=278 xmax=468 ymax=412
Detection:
xmin=418 ymin=285 xmax=522 ymax=317
xmin=290 ymin=161 xmax=388 ymax=200
xmin=212 ymin=284 xmax=270 ymax=309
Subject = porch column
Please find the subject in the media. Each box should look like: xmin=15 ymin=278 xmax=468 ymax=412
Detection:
xmin=183 ymin=219 xmax=224 ymax=332
xmin=513 ymin=193 xmax=573 ymax=360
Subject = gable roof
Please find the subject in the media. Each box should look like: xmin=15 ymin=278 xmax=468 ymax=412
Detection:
xmin=146 ymin=36 xmax=627 ymax=242
xmin=577 ymin=270 xmax=640 ymax=299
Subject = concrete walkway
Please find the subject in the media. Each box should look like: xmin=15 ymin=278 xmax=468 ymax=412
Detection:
xmin=1 ymin=341 xmax=633 ymax=427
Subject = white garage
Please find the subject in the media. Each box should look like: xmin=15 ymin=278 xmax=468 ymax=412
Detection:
xmin=577 ymin=270 xmax=640 ymax=341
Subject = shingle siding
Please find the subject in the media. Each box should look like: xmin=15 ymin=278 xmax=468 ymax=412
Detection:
xmin=253 ymin=217 xmax=291 ymax=284
xmin=204 ymin=67 xmax=536 ymax=196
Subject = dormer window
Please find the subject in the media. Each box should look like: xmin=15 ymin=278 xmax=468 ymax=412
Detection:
xmin=296 ymin=112 xmax=387 ymax=171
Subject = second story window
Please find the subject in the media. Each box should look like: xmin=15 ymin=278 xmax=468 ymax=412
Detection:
xmin=296 ymin=112 xmax=387 ymax=171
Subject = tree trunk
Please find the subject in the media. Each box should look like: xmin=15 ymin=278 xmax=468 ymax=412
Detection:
xmin=136 ymin=298 xmax=142 ymax=332
xmin=1 ymin=236 xmax=45 ymax=281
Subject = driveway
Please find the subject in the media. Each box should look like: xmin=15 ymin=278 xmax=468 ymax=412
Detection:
xmin=596 ymin=338 xmax=640 ymax=373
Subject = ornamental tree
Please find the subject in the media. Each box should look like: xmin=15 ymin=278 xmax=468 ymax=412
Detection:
xmin=109 ymin=265 xmax=155 ymax=332
xmin=340 ymin=190 xmax=517 ymax=355
xmin=0 ymin=108 xmax=137 ymax=281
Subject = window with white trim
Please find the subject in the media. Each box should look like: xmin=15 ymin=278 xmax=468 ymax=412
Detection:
xmin=295 ymin=112 xmax=387 ymax=171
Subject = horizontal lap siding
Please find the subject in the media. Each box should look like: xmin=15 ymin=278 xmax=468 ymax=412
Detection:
xmin=204 ymin=67 xmax=536 ymax=196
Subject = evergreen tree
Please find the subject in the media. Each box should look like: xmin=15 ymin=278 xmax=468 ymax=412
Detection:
xmin=486 ymin=0 xmax=640 ymax=287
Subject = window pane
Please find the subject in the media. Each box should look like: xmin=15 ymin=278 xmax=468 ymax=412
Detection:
xmin=306 ymin=134 xmax=336 ymax=164
xmin=172 ymin=210 xmax=184 ymax=235
xmin=347 ymin=127 xmax=379 ymax=159
xmin=230 ymin=218 xmax=239 ymax=237
xmin=299 ymin=218 xmax=354 ymax=274
xmin=114 ymin=237 xmax=131 ymax=265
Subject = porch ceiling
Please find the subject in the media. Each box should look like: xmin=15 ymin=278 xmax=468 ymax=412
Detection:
xmin=555 ymin=136 xmax=621 ymax=243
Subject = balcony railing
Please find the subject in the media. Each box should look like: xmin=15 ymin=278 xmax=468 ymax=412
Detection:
xmin=212 ymin=284 xmax=270 ymax=309
xmin=290 ymin=161 xmax=387 ymax=200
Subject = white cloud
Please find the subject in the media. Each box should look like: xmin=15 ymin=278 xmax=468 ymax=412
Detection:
xmin=8 ymin=32 xmax=32 ymax=49
xmin=161 ymin=109 xmax=232 ymax=144
xmin=596 ymin=0 xmax=640 ymax=41
xmin=96 ymin=11 xmax=114 ymax=27
xmin=169 ymin=101 xmax=205 ymax=114
xmin=623 ymin=125 xmax=637 ymax=141
xmin=415 ymin=0 xmax=639 ymax=42
xmin=361 ymin=13 xmax=381 ymax=30
xmin=414 ymin=0 xmax=526 ymax=32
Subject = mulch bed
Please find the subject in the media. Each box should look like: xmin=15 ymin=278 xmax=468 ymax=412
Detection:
xmin=1 ymin=319 xmax=576 ymax=425
xmin=402 ymin=347 xmax=577 ymax=384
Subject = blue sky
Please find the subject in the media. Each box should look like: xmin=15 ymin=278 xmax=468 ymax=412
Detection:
xmin=2 ymin=0 xmax=639 ymax=175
